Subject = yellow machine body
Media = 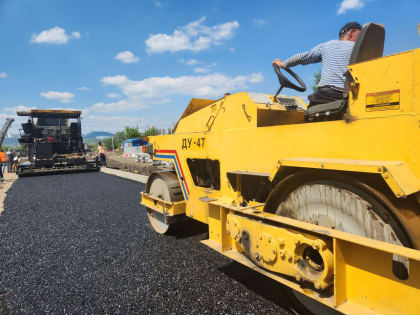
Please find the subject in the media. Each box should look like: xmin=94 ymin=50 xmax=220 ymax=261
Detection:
xmin=141 ymin=48 xmax=420 ymax=314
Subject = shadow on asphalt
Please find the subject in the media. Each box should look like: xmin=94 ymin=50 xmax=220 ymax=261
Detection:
xmin=17 ymin=169 xmax=99 ymax=178
xmin=171 ymin=219 xmax=209 ymax=239
xmin=218 ymin=261 xmax=293 ymax=312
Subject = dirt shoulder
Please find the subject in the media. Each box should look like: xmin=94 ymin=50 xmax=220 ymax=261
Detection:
xmin=106 ymin=152 xmax=169 ymax=176
xmin=0 ymin=172 xmax=18 ymax=214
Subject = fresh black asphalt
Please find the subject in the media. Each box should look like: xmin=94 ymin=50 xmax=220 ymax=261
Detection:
xmin=0 ymin=172 xmax=291 ymax=314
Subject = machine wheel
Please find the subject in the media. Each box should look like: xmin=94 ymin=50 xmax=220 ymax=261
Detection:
xmin=145 ymin=172 xmax=184 ymax=235
xmin=265 ymin=171 xmax=412 ymax=314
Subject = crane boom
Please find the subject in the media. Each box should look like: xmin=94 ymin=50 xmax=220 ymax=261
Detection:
xmin=0 ymin=118 xmax=14 ymax=148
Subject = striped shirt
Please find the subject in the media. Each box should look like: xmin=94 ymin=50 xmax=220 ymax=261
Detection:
xmin=283 ymin=40 xmax=355 ymax=89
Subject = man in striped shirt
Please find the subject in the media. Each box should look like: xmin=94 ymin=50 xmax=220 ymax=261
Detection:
xmin=272 ymin=22 xmax=361 ymax=107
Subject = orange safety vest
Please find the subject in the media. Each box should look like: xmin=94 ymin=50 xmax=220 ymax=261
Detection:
xmin=0 ymin=152 xmax=6 ymax=162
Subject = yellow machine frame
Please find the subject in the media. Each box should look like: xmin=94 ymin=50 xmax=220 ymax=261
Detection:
xmin=141 ymin=45 xmax=420 ymax=314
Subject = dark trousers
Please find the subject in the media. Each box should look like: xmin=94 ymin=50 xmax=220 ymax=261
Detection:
xmin=99 ymin=153 xmax=107 ymax=167
xmin=308 ymin=85 xmax=344 ymax=107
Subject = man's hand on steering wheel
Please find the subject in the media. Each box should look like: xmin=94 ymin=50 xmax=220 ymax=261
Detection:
xmin=272 ymin=60 xmax=307 ymax=100
xmin=272 ymin=58 xmax=285 ymax=68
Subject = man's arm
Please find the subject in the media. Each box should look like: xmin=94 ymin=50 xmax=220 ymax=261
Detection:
xmin=272 ymin=43 xmax=324 ymax=68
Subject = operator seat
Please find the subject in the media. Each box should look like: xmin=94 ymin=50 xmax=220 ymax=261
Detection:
xmin=70 ymin=122 xmax=81 ymax=140
xmin=305 ymin=23 xmax=385 ymax=122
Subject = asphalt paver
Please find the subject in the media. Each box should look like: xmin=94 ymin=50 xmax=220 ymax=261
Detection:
xmin=0 ymin=172 xmax=291 ymax=314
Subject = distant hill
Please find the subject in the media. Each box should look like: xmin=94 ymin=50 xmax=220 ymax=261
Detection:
xmin=84 ymin=131 xmax=114 ymax=138
xmin=3 ymin=135 xmax=19 ymax=147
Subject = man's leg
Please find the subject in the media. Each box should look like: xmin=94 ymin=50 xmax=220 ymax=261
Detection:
xmin=308 ymin=86 xmax=344 ymax=107
xmin=100 ymin=153 xmax=106 ymax=167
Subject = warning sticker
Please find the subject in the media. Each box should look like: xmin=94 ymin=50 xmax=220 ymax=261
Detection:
xmin=366 ymin=89 xmax=400 ymax=112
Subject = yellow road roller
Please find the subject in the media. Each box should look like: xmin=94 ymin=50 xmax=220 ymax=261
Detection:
xmin=140 ymin=23 xmax=420 ymax=314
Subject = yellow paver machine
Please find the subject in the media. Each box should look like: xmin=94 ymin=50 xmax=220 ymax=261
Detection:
xmin=140 ymin=23 xmax=420 ymax=314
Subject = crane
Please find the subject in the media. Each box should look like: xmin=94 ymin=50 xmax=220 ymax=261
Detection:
xmin=0 ymin=118 xmax=14 ymax=148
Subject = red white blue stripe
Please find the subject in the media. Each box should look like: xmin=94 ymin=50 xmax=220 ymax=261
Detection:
xmin=155 ymin=150 xmax=190 ymax=200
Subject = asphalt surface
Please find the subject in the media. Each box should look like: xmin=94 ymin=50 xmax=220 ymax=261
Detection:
xmin=0 ymin=172 xmax=292 ymax=314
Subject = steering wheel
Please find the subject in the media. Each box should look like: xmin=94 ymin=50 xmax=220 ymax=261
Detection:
xmin=272 ymin=64 xmax=306 ymax=99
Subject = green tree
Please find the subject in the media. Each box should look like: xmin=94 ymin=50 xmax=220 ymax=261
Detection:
xmin=114 ymin=130 xmax=125 ymax=142
xmin=312 ymin=70 xmax=321 ymax=92
xmin=100 ymin=125 xmax=161 ymax=151
xmin=143 ymin=126 xmax=160 ymax=137
xmin=124 ymin=126 xmax=142 ymax=139
xmin=102 ymin=137 xmax=114 ymax=150
xmin=102 ymin=130 xmax=126 ymax=150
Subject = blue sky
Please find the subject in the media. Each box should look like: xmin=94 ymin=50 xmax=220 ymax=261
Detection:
xmin=0 ymin=0 xmax=419 ymax=133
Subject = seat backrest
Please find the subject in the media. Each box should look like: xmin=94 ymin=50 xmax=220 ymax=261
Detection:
xmin=22 ymin=122 xmax=32 ymax=135
xmin=349 ymin=23 xmax=385 ymax=65
xmin=344 ymin=23 xmax=385 ymax=96
xmin=70 ymin=122 xmax=79 ymax=133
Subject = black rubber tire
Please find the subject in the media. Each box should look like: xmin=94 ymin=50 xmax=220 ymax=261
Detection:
xmin=264 ymin=170 xmax=412 ymax=315
xmin=265 ymin=170 xmax=411 ymax=248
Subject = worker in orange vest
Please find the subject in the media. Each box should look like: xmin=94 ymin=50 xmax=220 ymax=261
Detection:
xmin=0 ymin=149 xmax=6 ymax=181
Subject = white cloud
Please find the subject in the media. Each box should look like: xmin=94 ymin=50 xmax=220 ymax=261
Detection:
xmin=90 ymin=71 xmax=263 ymax=114
xmin=102 ymin=72 xmax=263 ymax=100
xmin=107 ymin=92 xmax=121 ymax=99
xmin=0 ymin=113 xmax=12 ymax=120
xmin=194 ymin=67 xmax=211 ymax=74
xmin=114 ymin=50 xmax=140 ymax=64
xmin=92 ymin=72 xmax=262 ymax=113
xmin=90 ymin=99 xmax=147 ymax=113
xmin=145 ymin=17 xmax=239 ymax=53
xmin=186 ymin=61 xmax=216 ymax=73
xmin=82 ymin=114 xmax=147 ymax=133
xmin=0 ymin=72 xmax=7 ymax=79
xmin=40 ymin=91 xmax=75 ymax=103
xmin=178 ymin=58 xmax=200 ymax=66
xmin=0 ymin=106 xmax=36 ymax=134
xmin=78 ymin=86 xmax=90 ymax=91
xmin=248 ymin=73 xmax=264 ymax=83
xmin=3 ymin=105 xmax=35 ymax=113
xmin=252 ymin=18 xmax=266 ymax=27
xmin=337 ymin=0 xmax=365 ymax=15
xmin=186 ymin=59 xmax=199 ymax=65
xmin=102 ymin=75 xmax=130 ymax=86
xmin=31 ymin=26 xmax=82 ymax=44
xmin=71 ymin=31 xmax=81 ymax=39
xmin=179 ymin=59 xmax=218 ymax=73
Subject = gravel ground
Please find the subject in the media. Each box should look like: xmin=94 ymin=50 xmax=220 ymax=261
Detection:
xmin=0 ymin=172 xmax=292 ymax=314
xmin=105 ymin=152 xmax=166 ymax=176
